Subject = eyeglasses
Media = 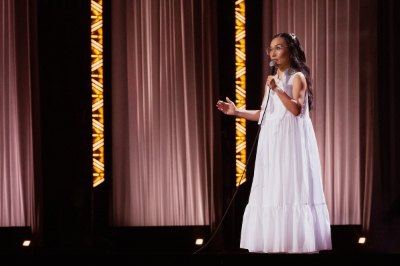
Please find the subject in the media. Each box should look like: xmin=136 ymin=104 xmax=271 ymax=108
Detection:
xmin=266 ymin=46 xmax=288 ymax=55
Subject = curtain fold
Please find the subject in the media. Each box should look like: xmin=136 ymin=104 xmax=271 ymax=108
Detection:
xmin=359 ymin=0 xmax=377 ymax=235
xmin=0 ymin=0 xmax=36 ymax=229
xmin=263 ymin=0 xmax=361 ymax=225
xmin=112 ymin=0 xmax=218 ymax=226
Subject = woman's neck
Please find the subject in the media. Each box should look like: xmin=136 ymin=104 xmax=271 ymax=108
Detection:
xmin=277 ymin=65 xmax=290 ymax=79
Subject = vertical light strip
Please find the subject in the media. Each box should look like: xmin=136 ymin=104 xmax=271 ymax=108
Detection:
xmin=91 ymin=0 xmax=104 ymax=187
xmin=235 ymin=0 xmax=246 ymax=186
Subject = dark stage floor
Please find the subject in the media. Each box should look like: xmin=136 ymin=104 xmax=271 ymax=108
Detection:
xmin=2 ymin=252 xmax=399 ymax=266
xmin=1 ymin=226 xmax=399 ymax=265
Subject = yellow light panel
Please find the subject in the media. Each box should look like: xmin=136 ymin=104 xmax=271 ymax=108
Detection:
xmin=91 ymin=0 xmax=104 ymax=187
xmin=235 ymin=0 xmax=246 ymax=186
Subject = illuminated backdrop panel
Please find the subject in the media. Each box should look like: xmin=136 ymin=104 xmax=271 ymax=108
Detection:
xmin=91 ymin=0 xmax=104 ymax=187
xmin=235 ymin=0 xmax=246 ymax=186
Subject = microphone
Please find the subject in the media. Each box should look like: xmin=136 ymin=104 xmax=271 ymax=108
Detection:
xmin=269 ymin=60 xmax=277 ymax=75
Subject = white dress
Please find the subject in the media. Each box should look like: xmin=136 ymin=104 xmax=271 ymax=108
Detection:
xmin=240 ymin=68 xmax=332 ymax=253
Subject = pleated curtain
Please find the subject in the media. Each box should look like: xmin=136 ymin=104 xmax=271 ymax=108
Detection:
xmin=111 ymin=0 xmax=218 ymax=226
xmin=0 ymin=0 xmax=36 ymax=228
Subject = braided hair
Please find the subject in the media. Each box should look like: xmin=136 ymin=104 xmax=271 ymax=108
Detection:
xmin=272 ymin=33 xmax=314 ymax=111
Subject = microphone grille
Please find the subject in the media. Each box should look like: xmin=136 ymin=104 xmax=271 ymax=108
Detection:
xmin=269 ymin=61 xmax=277 ymax=67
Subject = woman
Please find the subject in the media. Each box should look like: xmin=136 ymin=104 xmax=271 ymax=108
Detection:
xmin=216 ymin=33 xmax=332 ymax=254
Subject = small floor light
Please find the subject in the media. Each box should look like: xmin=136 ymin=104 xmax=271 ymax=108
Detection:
xmin=195 ymin=239 xmax=203 ymax=245
xmin=23 ymin=240 xmax=31 ymax=247
xmin=358 ymin=237 xmax=366 ymax=244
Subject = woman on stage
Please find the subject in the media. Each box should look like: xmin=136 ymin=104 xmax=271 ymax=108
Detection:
xmin=216 ymin=33 xmax=332 ymax=254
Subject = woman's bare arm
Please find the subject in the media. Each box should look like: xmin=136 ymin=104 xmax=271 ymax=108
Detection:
xmin=269 ymin=73 xmax=306 ymax=116
xmin=217 ymin=84 xmax=268 ymax=121
xmin=235 ymin=108 xmax=261 ymax=121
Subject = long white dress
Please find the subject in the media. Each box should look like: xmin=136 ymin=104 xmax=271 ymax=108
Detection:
xmin=240 ymin=68 xmax=332 ymax=253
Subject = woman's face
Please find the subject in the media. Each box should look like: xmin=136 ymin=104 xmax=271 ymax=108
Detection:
xmin=269 ymin=37 xmax=290 ymax=68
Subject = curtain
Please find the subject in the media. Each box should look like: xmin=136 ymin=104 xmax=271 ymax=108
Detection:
xmin=0 ymin=0 xmax=37 ymax=229
xmin=359 ymin=0 xmax=377 ymax=235
xmin=111 ymin=0 xmax=219 ymax=226
xmin=263 ymin=0 xmax=360 ymax=225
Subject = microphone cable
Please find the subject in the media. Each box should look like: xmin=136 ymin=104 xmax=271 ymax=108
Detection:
xmin=193 ymin=67 xmax=275 ymax=254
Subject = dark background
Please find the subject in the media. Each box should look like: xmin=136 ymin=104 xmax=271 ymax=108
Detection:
xmin=369 ymin=0 xmax=400 ymax=253
xmin=23 ymin=0 xmax=400 ymax=254
xmin=37 ymin=0 xmax=93 ymax=252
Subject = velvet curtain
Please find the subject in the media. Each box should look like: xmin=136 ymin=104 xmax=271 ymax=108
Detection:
xmin=0 ymin=0 xmax=38 ymax=231
xmin=263 ymin=0 xmax=361 ymax=225
xmin=111 ymin=0 xmax=220 ymax=226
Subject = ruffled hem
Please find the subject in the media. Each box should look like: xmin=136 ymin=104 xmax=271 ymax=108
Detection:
xmin=240 ymin=202 xmax=332 ymax=254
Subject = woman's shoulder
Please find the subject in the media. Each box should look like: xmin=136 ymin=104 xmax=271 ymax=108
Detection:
xmin=288 ymin=71 xmax=305 ymax=83
xmin=289 ymin=70 xmax=304 ymax=78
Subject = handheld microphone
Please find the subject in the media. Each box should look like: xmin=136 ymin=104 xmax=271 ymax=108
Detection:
xmin=269 ymin=60 xmax=277 ymax=75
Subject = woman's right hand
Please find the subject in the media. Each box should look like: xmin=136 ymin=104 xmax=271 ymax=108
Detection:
xmin=216 ymin=97 xmax=237 ymax=116
xmin=266 ymin=75 xmax=278 ymax=91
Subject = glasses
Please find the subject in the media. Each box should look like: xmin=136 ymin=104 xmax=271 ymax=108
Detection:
xmin=266 ymin=46 xmax=288 ymax=55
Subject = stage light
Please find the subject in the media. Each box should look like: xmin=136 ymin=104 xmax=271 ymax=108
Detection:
xmin=235 ymin=0 xmax=246 ymax=186
xmin=195 ymin=239 xmax=203 ymax=245
xmin=93 ymin=138 xmax=104 ymax=151
xmin=91 ymin=0 xmax=105 ymax=187
xmin=22 ymin=241 xmax=30 ymax=247
xmin=358 ymin=237 xmax=366 ymax=244
xmin=93 ymin=177 xmax=105 ymax=187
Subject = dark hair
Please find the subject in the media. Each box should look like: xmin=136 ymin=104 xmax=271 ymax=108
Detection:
xmin=272 ymin=33 xmax=314 ymax=111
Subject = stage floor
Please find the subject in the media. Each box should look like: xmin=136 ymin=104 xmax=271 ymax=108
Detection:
xmin=2 ymin=252 xmax=399 ymax=266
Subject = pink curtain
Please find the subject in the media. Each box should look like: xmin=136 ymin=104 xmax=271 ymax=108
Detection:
xmin=111 ymin=0 xmax=218 ymax=226
xmin=0 ymin=0 xmax=36 ymax=228
xmin=263 ymin=0 xmax=361 ymax=225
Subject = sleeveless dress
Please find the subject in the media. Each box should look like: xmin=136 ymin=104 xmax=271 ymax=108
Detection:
xmin=240 ymin=68 xmax=332 ymax=253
